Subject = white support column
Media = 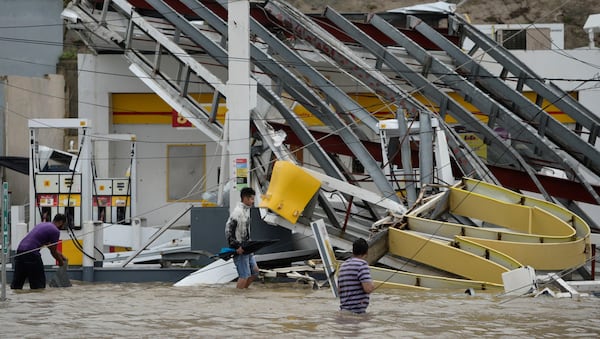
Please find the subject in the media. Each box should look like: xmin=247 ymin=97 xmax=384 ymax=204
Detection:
xmin=80 ymin=126 xmax=92 ymax=228
xmin=397 ymin=111 xmax=416 ymax=207
xmin=433 ymin=120 xmax=453 ymax=190
xmin=28 ymin=128 xmax=37 ymax=230
xmin=419 ymin=112 xmax=433 ymax=195
xmin=11 ymin=222 xmax=27 ymax=251
xmin=129 ymin=141 xmax=137 ymax=220
xmin=227 ymin=0 xmax=256 ymax=209
xmin=132 ymin=217 xmax=142 ymax=251
xmin=93 ymin=221 xmax=103 ymax=264
xmin=82 ymin=220 xmax=95 ymax=282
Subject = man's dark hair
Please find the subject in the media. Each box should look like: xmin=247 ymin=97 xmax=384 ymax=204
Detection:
xmin=53 ymin=213 xmax=67 ymax=223
xmin=352 ymin=238 xmax=369 ymax=256
xmin=240 ymin=187 xmax=255 ymax=199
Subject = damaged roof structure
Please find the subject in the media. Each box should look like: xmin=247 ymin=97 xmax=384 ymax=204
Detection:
xmin=61 ymin=0 xmax=599 ymax=287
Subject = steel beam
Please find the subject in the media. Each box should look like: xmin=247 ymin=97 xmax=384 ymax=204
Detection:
xmin=364 ymin=14 xmax=552 ymax=199
xmin=162 ymin=0 xmax=399 ymax=203
xmin=243 ymin=9 xmax=380 ymax=132
xmin=406 ymin=15 xmax=600 ymax=204
xmin=114 ymin=0 xmax=365 ymax=214
xmin=323 ymin=8 xmax=522 ymax=186
xmin=440 ymin=16 xmax=600 ymax=178
xmin=263 ymin=0 xmax=428 ymax=118
xmin=450 ymin=15 xmax=600 ymax=145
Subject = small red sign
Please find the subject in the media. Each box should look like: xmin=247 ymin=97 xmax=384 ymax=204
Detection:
xmin=37 ymin=194 xmax=58 ymax=207
xmin=92 ymin=196 xmax=112 ymax=207
xmin=171 ymin=109 xmax=193 ymax=128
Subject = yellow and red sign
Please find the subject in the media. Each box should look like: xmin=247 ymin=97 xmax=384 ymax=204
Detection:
xmin=112 ymin=93 xmax=227 ymax=126
xmin=112 ymin=91 xmax=578 ymax=128
xmin=172 ymin=110 xmax=193 ymax=128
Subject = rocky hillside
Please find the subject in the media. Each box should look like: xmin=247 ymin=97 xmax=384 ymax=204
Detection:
xmin=286 ymin=0 xmax=600 ymax=49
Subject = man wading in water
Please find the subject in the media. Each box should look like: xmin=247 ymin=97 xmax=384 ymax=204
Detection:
xmin=11 ymin=214 xmax=68 ymax=290
xmin=225 ymin=187 xmax=259 ymax=289
xmin=337 ymin=238 xmax=375 ymax=313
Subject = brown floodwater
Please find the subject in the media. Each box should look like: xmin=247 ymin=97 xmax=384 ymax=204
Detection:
xmin=1 ymin=281 xmax=599 ymax=338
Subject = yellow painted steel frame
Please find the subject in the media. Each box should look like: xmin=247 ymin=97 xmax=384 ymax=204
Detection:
xmin=393 ymin=177 xmax=592 ymax=283
xmin=459 ymin=236 xmax=588 ymax=270
xmin=453 ymin=178 xmax=591 ymax=270
xmin=449 ymin=189 xmax=575 ymax=237
xmin=407 ymin=215 xmax=572 ymax=244
xmin=336 ymin=249 xmax=503 ymax=291
xmin=374 ymin=281 xmax=430 ymax=290
xmin=369 ymin=265 xmax=502 ymax=291
xmin=388 ymin=228 xmax=510 ymax=284
xmin=462 ymin=178 xmax=591 ymax=240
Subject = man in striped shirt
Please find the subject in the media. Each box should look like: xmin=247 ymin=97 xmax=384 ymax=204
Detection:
xmin=337 ymin=238 xmax=375 ymax=313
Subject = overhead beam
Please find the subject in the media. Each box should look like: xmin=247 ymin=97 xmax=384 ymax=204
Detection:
xmin=450 ymin=15 xmax=600 ymax=145
xmin=170 ymin=0 xmax=399 ymax=203
xmin=407 ymin=15 xmax=600 ymax=204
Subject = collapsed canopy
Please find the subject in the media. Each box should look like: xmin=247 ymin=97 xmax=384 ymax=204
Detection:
xmin=0 ymin=156 xmax=29 ymax=175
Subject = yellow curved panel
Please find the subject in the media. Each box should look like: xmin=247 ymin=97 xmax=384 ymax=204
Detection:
xmin=258 ymin=161 xmax=320 ymax=224
xmin=449 ymin=188 xmax=575 ymax=237
xmin=462 ymin=236 xmax=588 ymax=270
xmin=461 ymin=178 xmax=522 ymax=204
xmin=388 ymin=228 xmax=509 ymax=284
xmin=450 ymin=188 xmax=531 ymax=232
xmin=383 ymin=178 xmax=591 ymax=287
xmin=453 ymin=236 xmax=522 ymax=270
xmin=375 ymin=281 xmax=430 ymax=291
xmin=462 ymin=178 xmax=590 ymax=237
xmin=370 ymin=265 xmax=502 ymax=290
xmin=530 ymin=207 xmax=577 ymax=238
xmin=407 ymin=216 xmax=571 ymax=244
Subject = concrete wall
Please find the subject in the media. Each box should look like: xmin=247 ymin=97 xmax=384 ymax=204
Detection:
xmin=4 ymin=75 xmax=66 ymax=204
xmin=0 ymin=0 xmax=63 ymax=77
xmin=466 ymin=23 xmax=565 ymax=50
xmin=78 ymin=55 xmax=220 ymax=227
xmin=0 ymin=0 xmax=65 ymax=209
xmin=482 ymin=49 xmax=600 ymax=123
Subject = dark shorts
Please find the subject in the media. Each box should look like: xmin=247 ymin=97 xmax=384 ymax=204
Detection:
xmin=11 ymin=252 xmax=46 ymax=289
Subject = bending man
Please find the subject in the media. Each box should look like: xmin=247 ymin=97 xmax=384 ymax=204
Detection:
xmin=11 ymin=213 xmax=67 ymax=289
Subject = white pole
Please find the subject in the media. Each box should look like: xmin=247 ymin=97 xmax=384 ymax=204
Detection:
xmin=217 ymin=125 xmax=229 ymax=207
xmin=93 ymin=221 xmax=103 ymax=263
xmin=11 ymin=223 xmax=27 ymax=252
xmin=227 ymin=0 xmax=256 ymax=210
xmin=132 ymin=217 xmax=142 ymax=251
xmin=1 ymin=182 xmax=8 ymax=301
xmin=129 ymin=141 xmax=137 ymax=222
xmin=28 ymin=129 xmax=37 ymax=230
xmin=1 ymin=243 xmax=5 ymax=301
xmin=80 ymin=127 xmax=92 ymax=228
xmin=82 ymin=220 xmax=94 ymax=282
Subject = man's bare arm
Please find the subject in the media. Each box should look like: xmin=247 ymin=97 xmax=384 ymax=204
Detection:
xmin=48 ymin=244 xmax=66 ymax=266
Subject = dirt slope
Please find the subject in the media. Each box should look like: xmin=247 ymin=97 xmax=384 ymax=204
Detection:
xmin=286 ymin=0 xmax=600 ymax=48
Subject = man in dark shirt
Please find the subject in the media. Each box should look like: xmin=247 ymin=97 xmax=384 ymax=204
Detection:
xmin=11 ymin=214 xmax=67 ymax=289
xmin=337 ymin=238 xmax=375 ymax=313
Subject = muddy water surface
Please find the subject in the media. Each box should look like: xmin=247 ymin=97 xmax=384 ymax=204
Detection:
xmin=1 ymin=281 xmax=599 ymax=338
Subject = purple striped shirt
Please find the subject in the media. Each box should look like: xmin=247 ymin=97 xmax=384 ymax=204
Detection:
xmin=337 ymin=257 xmax=372 ymax=313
